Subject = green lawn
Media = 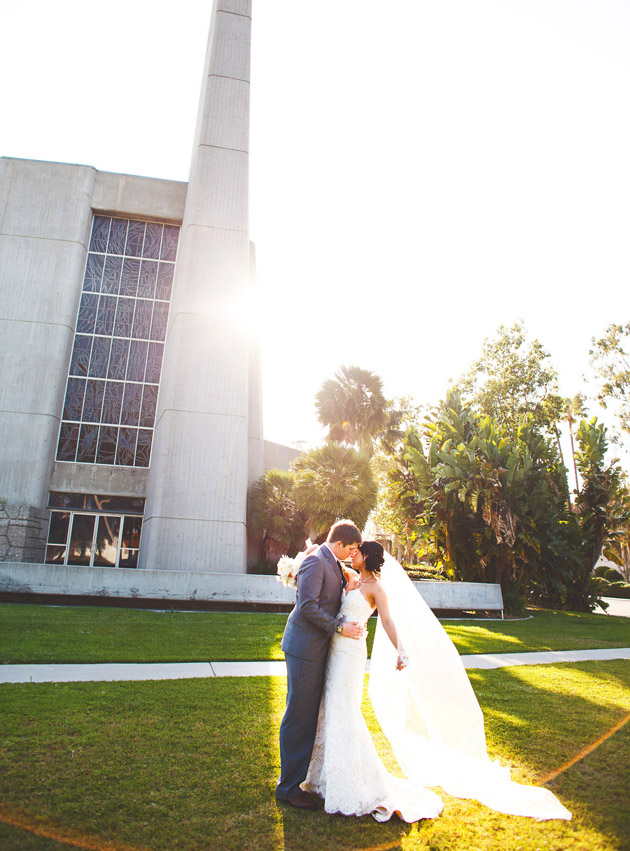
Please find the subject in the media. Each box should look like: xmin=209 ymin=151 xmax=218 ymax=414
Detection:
xmin=1 ymin=660 xmax=629 ymax=851
xmin=1 ymin=603 xmax=629 ymax=665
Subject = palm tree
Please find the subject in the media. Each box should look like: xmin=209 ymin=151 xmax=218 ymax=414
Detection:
xmin=292 ymin=443 xmax=378 ymax=541
xmin=247 ymin=470 xmax=307 ymax=560
xmin=315 ymin=365 xmax=389 ymax=454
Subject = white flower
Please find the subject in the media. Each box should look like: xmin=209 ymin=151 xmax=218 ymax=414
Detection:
xmin=276 ymin=551 xmax=307 ymax=589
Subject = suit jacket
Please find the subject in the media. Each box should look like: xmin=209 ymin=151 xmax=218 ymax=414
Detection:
xmin=281 ymin=544 xmax=345 ymax=661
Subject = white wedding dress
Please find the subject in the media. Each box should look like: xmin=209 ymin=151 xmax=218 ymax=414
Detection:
xmin=301 ymin=588 xmax=444 ymax=822
xmin=302 ymin=555 xmax=571 ymax=823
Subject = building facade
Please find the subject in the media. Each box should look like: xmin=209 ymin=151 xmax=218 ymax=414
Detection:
xmin=0 ymin=0 xmax=264 ymax=577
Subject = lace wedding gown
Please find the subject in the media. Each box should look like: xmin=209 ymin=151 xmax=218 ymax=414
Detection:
xmin=301 ymin=588 xmax=444 ymax=822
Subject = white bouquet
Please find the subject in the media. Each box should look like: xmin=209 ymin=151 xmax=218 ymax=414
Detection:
xmin=276 ymin=550 xmax=309 ymax=589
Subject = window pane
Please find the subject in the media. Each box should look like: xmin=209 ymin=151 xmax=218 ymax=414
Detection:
xmin=57 ymin=422 xmax=79 ymax=461
xmin=116 ymin=427 xmax=138 ymax=466
xmin=160 ymin=225 xmax=179 ymax=261
xmin=132 ymin=300 xmax=153 ymax=340
xmin=102 ymin=381 xmax=124 ymax=425
xmin=83 ymin=379 xmax=104 ymax=423
xmin=113 ymin=297 xmax=135 ymax=338
xmin=77 ymin=424 xmax=99 ymax=463
xmin=69 ymin=335 xmax=92 ymax=377
xmin=135 ymin=430 xmax=152 ymax=467
xmin=67 ymin=514 xmax=96 ymax=566
xmin=145 ymin=343 xmax=164 ymax=384
xmin=63 ymin=378 xmax=86 ymax=421
xmin=108 ymin=338 xmax=130 ymax=380
xmin=119 ymin=548 xmax=139 ymax=568
xmin=121 ymin=383 xmax=142 ymax=426
xmin=140 ymin=385 xmax=158 ymax=427
xmin=156 ymin=262 xmax=175 ymax=300
xmin=143 ymin=223 xmax=162 ymax=260
xmin=77 ymin=293 xmax=98 ymax=334
xmin=48 ymin=511 xmax=70 ymax=545
xmin=89 ymin=216 xmax=110 ymax=253
xmin=49 ymin=493 xmax=144 ymax=515
xmin=83 ymin=254 xmax=104 ymax=292
xmin=122 ymin=516 xmax=143 ymax=549
xmin=150 ymin=302 xmax=168 ymax=341
xmin=120 ymin=258 xmax=141 ymax=297
xmin=102 ymin=255 xmax=123 ymax=294
xmin=59 ymin=215 xmax=177 ymax=468
xmin=94 ymin=515 xmax=121 ymax=566
xmin=125 ymin=221 xmax=145 ymax=257
xmin=88 ymin=336 xmax=111 ymax=378
xmin=95 ymin=296 xmax=116 ymax=335
xmin=46 ymin=545 xmax=67 ymax=564
xmin=108 ymin=218 xmax=128 ymax=256
xmin=138 ymin=260 xmax=158 ymax=298
xmin=127 ymin=340 xmax=148 ymax=382
xmin=96 ymin=426 xmax=118 ymax=465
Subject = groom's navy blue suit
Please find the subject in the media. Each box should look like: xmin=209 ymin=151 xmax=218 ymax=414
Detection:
xmin=276 ymin=543 xmax=346 ymax=801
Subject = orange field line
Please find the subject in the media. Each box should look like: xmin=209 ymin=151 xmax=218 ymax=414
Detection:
xmin=0 ymin=807 xmax=148 ymax=851
xmin=539 ymin=711 xmax=630 ymax=784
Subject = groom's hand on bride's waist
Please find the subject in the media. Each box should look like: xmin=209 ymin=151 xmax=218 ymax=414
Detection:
xmin=341 ymin=622 xmax=364 ymax=640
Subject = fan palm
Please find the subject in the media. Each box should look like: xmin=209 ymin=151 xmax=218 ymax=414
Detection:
xmin=315 ymin=365 xmax=388 ymax=454
xmin=247 ymin=470 xmax=307 ymax=559
xmin=292 ymin=442 xmax=378 ymax=541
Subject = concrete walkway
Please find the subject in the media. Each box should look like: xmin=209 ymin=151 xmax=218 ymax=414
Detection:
xmin=1 ymin=648 xmax=630 ymax=684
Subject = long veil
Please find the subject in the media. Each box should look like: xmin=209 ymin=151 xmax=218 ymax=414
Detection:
xmin=368 ymin=553 xmax=571 ymax=820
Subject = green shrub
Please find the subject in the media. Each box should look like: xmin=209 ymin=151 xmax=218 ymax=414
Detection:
xmin=405 ymin=564 xmax=447 ymax=581
xmin=602 ymin=582 xmax=630 ymax=599
xmin=604 ymin=567 xmax=626 ymax=583
xmin=502 ymin=587 xmax=527 ymax=617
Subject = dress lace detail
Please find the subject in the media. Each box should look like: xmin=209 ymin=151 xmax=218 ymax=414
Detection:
xmin=301 ymin=589 xmax=443 ymax=822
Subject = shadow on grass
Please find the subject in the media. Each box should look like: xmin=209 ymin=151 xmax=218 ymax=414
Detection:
xmin=469 ymin=660 xmax=630 ymax=845
xmin=0 ymin=661 xmax=629 ymax=851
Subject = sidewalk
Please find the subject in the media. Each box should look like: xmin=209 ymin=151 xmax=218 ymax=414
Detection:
xmin=1 ymin=647 xmax=629 ymax=684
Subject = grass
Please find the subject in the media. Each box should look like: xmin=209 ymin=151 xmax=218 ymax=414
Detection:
xmin=0 ymin=660 xmax=629 ymax=850
xmin=1 ymin=603 xmax=629 ymax=665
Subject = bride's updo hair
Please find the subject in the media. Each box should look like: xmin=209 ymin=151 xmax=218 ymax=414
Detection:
xmin=359 ymin=541 xmax=385 ymax=576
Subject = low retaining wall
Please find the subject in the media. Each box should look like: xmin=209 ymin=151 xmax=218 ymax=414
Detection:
xmin=0 ymin=562 xmax=503 ymax=614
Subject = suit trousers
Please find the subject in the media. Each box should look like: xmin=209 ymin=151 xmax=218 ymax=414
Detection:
xmin=276 ymin=652 xmax=327 ymax=800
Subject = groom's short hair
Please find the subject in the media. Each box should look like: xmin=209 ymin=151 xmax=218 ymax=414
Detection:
xmin=327 ymin=520 xmax=362 ymax=546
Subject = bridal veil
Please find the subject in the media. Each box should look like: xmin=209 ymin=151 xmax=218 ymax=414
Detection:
xmin=368 ymin=553 xmax=571 ymax=820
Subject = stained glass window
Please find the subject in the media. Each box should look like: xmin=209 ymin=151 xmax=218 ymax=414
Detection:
xmin=56 ymin=215 xmax=179 ymax=467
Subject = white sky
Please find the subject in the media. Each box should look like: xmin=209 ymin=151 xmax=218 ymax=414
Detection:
xmin=2 ymin=0 xmax=629 ymax=460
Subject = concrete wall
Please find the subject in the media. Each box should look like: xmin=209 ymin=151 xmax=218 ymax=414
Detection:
xmin=140 ymin=1 xmax=255 ymax=574
xmin=264 ymin=441 xmax=303 ymax=472
xmin=0 ymin=158 xmax=188 ymax=562
xmin=0 ymin=158 xmax=96 ymax=512
xmin=0 ymin=562 xmax=503 ymax=612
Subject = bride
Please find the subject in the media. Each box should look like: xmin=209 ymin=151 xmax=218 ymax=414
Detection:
xmin=301 ymin=541 xmax=571 ymax=823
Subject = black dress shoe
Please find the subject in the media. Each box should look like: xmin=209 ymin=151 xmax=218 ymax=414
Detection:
xmin=278 ymin=791 xmax=317 ymax=810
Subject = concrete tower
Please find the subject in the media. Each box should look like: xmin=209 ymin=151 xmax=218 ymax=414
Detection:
xmin=139 ymin=0 xmax=261 ymax=573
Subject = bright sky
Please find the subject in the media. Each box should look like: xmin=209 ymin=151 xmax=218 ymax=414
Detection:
xmin=3 ymin=0 xmax=629 ymax=460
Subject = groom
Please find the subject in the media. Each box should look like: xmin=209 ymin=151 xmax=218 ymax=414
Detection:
xmin=276 ymin=520 xmax=363 ymax=809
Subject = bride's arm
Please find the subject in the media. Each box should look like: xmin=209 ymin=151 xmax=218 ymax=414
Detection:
xmin=372 ymin=583 xmax=408 ymax=670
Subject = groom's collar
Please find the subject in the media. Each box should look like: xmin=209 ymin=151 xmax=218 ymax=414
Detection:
xmin=320 ymin=542 xmax=336 ymax=561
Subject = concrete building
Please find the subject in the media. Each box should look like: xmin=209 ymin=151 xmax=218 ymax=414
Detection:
xmin=0 ymin=0 xmax=267 ymax=580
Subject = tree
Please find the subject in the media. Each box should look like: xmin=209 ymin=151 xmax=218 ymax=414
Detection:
xmin=602 ymin=480 xmax=630 ymax=582
xmin=247 ymin=470 xmax=307 ymax=561
xmin=566 ymin=418 xmax=626 ymax=610
xmin=563 ymin=394 xmax=588 ymax=496
xmin=292 ymin=443 xmax=378 ymax=541
xmin=457 ymin=321 xmax=565 ymax=438
xmin=589 ymin=321 xmax=630 ymax=434
xmin=315 ymin=366 xmax=389 ymax=454
xmin=372 ymin=425 xmax=425 ymax=565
